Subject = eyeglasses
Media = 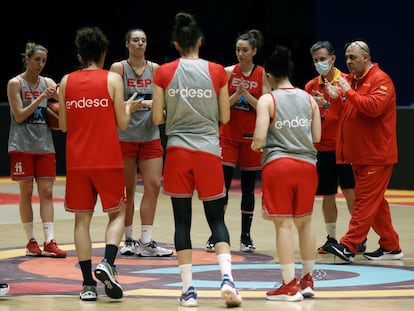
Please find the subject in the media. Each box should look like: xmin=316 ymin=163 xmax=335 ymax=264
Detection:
xmin=344 ymin=41 xmax=369 ymax=53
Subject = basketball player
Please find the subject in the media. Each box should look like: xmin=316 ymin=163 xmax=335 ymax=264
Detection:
xmin=110 ymin=29 xmax=172 ymax=258
xmin=152 ymin=12 xmax=242 ymax=308
xmin=58 ymin=26 xmax=141 ymax=301
xmin=7 ymin=42 xmax=66 ymax=259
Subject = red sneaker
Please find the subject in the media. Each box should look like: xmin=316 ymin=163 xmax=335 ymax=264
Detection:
xmin=266 ymin=278 xmax=303 ymax=301
xmin=299 ymin=273 xmax=314 ymax=298
xmin=26 ymin=238 xmax=42 ymax=256
xmin=43 ymin=239 xmax=67 ymax=258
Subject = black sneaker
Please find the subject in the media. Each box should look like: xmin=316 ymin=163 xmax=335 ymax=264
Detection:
xmin=363 ymin=247 xmax=404 ymax=261
xmin=318 ymin=236 xmax=338 ymax=254
xmin=205 ymin=236 xmax=215 ymax=252
xmin=325 ymin=242 xmax=355 ymax=263
xmin=94 ymin=259 xmax=123 ymax=299
xmin=356 ymin=238 xmax=367 ymax=253
xmin=240 ymin=235 xmax=256 ymax=252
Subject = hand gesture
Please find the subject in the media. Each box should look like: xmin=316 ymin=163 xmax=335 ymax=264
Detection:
xmin=324 ymin=79 xmax=340 ymax=100
xmin=125 ymin=92 xmax=144 ymax=114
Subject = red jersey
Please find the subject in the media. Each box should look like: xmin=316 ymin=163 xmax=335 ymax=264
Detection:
xmin=304 ymin=68 xmax=346 ymax=151
xmin=64 ymin=69 xmax=124 ymax=170
xmin=336 ymin=63 xmax=398 ymax=165
xmin=220 ymin=64 xmax=264 ymax=142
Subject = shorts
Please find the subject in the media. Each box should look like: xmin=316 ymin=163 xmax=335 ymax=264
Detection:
xmin=163 ymin=146 xmax=226 ymax=201
xmin=9 ymin=152 xmax=56 ymax=180
xmin=64 ymin=168 xmax=126 ymax=213
xmin=316 ymin=151 xmax=355 ymax=195
xmin=120 ymin=139 xmax=163 ymax=161
xmin=262 ymin=157 xmax=318 ymax=218
xmin=220 ymin=137 xmax=262 ymax=170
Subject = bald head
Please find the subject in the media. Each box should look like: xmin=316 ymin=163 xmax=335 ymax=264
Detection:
xmin=345 ymin=40 xmax=372 ymax=78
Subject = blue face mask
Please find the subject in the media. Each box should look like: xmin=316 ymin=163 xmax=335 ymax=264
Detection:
xmin=314 ymin=60 xmax=331 ymax=76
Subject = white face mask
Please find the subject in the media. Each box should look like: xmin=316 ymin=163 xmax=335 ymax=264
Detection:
xmin=314 ymin=60 xmax=331 ymax=76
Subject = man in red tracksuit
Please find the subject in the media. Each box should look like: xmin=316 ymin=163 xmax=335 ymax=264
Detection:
xmin=324 ymin=40 xmax=403 ymax=263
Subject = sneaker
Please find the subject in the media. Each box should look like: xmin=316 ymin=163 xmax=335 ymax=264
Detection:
xmin=240 ymin=237 xmax=256 ymax=252
xmin=0 ymin=283 xmax=10 ymax=296
xmin=318 ymin=236 xmax=338 ymax=254
xmin=299 ymin=273 xmax=314 ymax=298
xmin=357 ymin=238 xmax=367 ymax=253
xmin=43 ymin=239 xmax=67 ymax=258
xmin=220 ymin=274 xmax=242 ymax=307
xmin=325 ymin=242 xmax=355 ymax=263
xmin=178 ymin=286 xmax=198 ymax=307
xmin=79 ymin=284 xmax=97 ymax=301
xmin=205 ymin=236 xmax=215 ymax=252
xmin=363 ymin=247 xmax=404 ymax=261
xmin=94 ymin=259 xmax=123 ymax=299
xmin=119 ymin=238 xmax=137 ymax=255
xmin=26 ymin=238 xmax=42 ymax=256
xmin=266 ymin=278 xmax=304 ymax=301
xmin=136 ymin=239 xmax=173 ymax=257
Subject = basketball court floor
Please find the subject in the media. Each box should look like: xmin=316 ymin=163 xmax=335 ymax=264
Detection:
xmin=1 ymin=177 xmax=413 ymax=310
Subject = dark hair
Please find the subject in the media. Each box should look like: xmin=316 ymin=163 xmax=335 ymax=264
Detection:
xmin=265 ymin=45 xmax=294 ymax=79
xmin=75 ymin=26 xmax=109 ymax=68
xmin=310 ymin=40 xmax=335 ymax=56
xmin=171 ymin=12 xmax=203 ymax=54
xmin=236 ymin=29 xmax=264 ymax=51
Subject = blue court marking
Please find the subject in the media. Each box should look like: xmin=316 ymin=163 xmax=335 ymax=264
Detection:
xmin=135 ymin=263 xmax=414 ymax=289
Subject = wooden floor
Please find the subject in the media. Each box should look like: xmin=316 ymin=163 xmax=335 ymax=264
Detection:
xmin=1 ymin=177 xmax=414 ymax=310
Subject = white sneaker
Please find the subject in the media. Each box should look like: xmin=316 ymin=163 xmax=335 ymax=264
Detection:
xmin=240 ymin=239 xmax=256 ymax=252
xmin=136 ymin=239 xmax=173 ymax=257
xmin=119 ymin=238 xmax=137 ymax=255
xmin=220 ymin=274 xmax=242 ymax=307
xmin=0 ymin=283 xmax=9 ymax=296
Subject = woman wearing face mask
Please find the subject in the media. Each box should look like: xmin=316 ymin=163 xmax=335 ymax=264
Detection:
xmin=304 ymin=41 xmax=363 ymax=255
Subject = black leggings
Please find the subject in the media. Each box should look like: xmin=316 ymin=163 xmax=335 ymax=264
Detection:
xmin=223 ymin=166 xmax=257 ymax=213
xmin=172 ymin=197 xmax=230 ymax=251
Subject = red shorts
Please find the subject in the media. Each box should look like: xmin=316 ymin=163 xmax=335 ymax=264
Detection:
xmin=220 ymin=137 xmax=262 ymax=170
xmin=9 ymin=152 xmax=56 ymax=180
xmin=65 ymin=169 xmax=126 ymax=213
xmin=163 ymin=146 xmax=226 ymax=201
xmin=120 ymin=139 xmax=163 ymax=160
xmin=262 ymin=157 xmax=318 ymax=218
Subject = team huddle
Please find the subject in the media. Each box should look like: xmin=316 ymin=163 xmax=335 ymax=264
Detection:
xmin=4 ymin=10 xmax=402 ymax=307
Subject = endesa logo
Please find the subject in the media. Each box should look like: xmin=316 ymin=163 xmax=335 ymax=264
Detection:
xmin=168 ymin=87 xmax=213 ymax=98
xmin=66 ymin=97 xmax=109 ymax=109
xmin=274 ymin=116 xmax=312 ymax=129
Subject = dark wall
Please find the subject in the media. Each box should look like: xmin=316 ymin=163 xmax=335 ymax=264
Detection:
xmin=0 ymin=0 xmax=315 ymax=103
xmin=2 ymin=1 xmax=413 ymax=187
xmin=314 ymin=0 xmax=413 ymax=106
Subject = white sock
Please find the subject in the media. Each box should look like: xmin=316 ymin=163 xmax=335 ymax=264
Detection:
xmin=124 ymin=225 xmax=134 ymax=240
xmin=140 ymin=225 xmax=153 ymax=244
xmin=280 ymin=263 xmax=295 ymax=284
xmin=43 ymin=222 xmax=54 ymax=244
xmin=217 ymin=253 xmax=233 ymax=280
xmin=301 ymin=260 xmax=314 ymax=277
xmin=179 ymin=263 xmax=192 ymax=292
xmin=22 ymin=222 xmax=34 ymax=242
xmin=325 ymin=223 xmax=336 ymax=239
